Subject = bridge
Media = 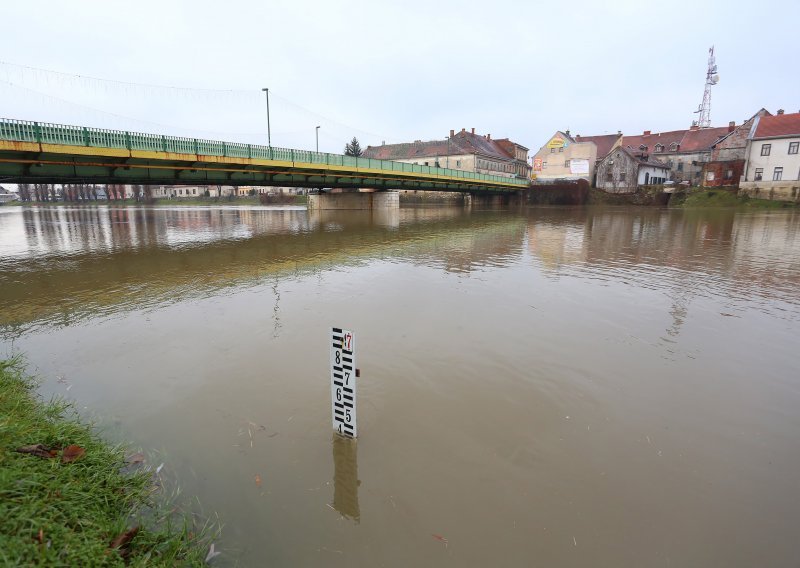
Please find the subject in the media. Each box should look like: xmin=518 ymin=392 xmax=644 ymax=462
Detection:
xmin=0 ymin=119 xmax=529 ymax=201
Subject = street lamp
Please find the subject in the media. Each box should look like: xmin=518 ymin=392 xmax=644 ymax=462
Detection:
xmin=261 ymin=87 xmax=271 ymax=147
xmin=316 ymin=125 xmax=320 ymax=153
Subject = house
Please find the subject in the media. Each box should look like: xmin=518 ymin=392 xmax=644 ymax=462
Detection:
xmin=740 ymin=110 xmax=800 ymax=202
xmin=618 ymin=124 xmax=733 ymax=184
xmin=702 ymin=109 xmax=772 ymax=188
xmin=494 ymin=138 xmax=532 ymax=178
xmin=0 ymin=185 xmax=18 ymax=204
xmin=362 ymin=128 xmax=527 ymax=179
xmin=595 ymin=147 xmax=670 ymax=193
xmin=531 ymin=131 xmax=620 ymax=183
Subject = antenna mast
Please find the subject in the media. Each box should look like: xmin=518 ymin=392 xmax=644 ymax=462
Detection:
xmin=693 ymin=46 xmax=719 ymax=128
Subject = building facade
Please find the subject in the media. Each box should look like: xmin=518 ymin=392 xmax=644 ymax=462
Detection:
xmin=740 ymin=111 xmax=800 ymax=202
xmin=595 ymin=147 xmax=670 ymax=193
xmin=363 ymin=128 xmax=528 ymax=179
xmin=618 ymin=125 xmax=733 ymax=185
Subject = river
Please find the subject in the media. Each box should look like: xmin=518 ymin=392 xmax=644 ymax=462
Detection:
xmin=1 ymin=204 xmax=799 ymax=567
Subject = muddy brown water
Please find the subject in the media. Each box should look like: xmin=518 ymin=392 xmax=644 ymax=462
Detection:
xmin=1 ymin=204 xmax=799 ymax=567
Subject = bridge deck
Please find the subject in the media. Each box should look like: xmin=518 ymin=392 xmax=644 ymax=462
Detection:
xmin=0 ymin=119 xmax=529 ymax=192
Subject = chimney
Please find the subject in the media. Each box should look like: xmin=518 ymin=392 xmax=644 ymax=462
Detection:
xmin=777 ymin=109 xmax=785 ymax=115
xmin=643 ymin=130 xmax=651 ymax=136
xmin=382 ymin=140 xmax=385 ymax=146
xmin=728 ymin=121 xmax=735 ymax=132
xmin=461 ymin=128 xmax=466 ymax=133
xmin=471 ymin=128 xmax=475 ymax=134
xmin=690 ymin=124 xmax=700 ymax=131
xmin=565 ymin=129 xmax=570 ymax=137
xmin=449 ymin=129 xmax=454 ymax=138
xmin=617 ymin=130 xmax=622 ymax=136
xmin=487 ymin=133 xmax=491 ymax=140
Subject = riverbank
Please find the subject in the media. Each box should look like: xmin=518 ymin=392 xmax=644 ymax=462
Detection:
xmin=672 ymin=188 xmax=797 ymax=208
xmin=586 ymin=186 xmax=799 ymax=208
xmin=0 ymin=358 xmax=213 ymax=566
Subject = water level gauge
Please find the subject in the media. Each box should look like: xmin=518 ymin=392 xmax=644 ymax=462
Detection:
xmin=331 ymin=327 xmax=356 ymax=438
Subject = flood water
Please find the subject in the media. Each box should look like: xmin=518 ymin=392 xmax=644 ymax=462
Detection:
xmin=2 ymin=204 xmax=799 ymax=567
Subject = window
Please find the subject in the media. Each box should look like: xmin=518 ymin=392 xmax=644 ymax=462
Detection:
xmin=754 ymin=168 xmax=763 ymax=181
xmin=725 ymin=169 xmax=733 ymax=179
xmin=456 ymin=160 xmax=461 ymax=167
xmin=542 ymin=161 xmax=547 ymax=169
xmin=789 ymin=142 xmax=799 ymax=155
xmin=424 ymin=161 xmax=429 ymax=166
xmin=558 ymin=147 xmax=564 ymax=153
xmin=761 ymin=143 xmax=771 ymax=156
xmin=564 ymin=160 xmax=570 ymax=168
xmin=773 ymin=167 xmax=783 ymax=181
xmin=606 ymin=171 xmax=613 ymax=181
xmin=550 ymin=148 xmax=555 ymax=153
xmin=706 ymin=171 xmax=715 ymax=181
xmin=677 ymin=161 xmax=684 ymax=172
xmin=639 ymin=145 xmax=647 ymax=151
xmin=620 ymin=171 xmax=627 ymax=181
xmin=670 ymin=142 xmax=679 ymax=151
xmin=655 ymin=144 xmax=664 ymax=152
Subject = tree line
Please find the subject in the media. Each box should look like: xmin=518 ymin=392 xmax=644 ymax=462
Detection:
xmin=16 ymin=184 xmax=153 ymax=202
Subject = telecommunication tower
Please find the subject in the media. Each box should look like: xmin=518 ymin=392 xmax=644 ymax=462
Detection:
xmin=693 ymin=46 xmax=719 ymax=128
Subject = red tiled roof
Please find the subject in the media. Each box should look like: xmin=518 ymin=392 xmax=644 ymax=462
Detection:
xmin=621 ymin=130 xmax=687 ymax=152
xmin=753 ymin=112 xmax=800 ymax=139
xmin=678 ymin=126 xmax=731 ymax=152
xmin=573 ymin=134 xmax=620 ymax=158
xmin=363 ymin=130 xmax=513 ymax=162
xmin=619 ymin=127 xmax=729 ymax=154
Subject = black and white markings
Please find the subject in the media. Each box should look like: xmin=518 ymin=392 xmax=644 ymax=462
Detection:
xmin=331 ymin=328 xmax=356 ymax=438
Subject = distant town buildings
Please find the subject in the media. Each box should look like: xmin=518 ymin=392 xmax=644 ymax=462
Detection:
xmin=0 ymin=185 xmax=18 ymax=203
xmin=362 ymin=128 xmax=531 ymax=180
xmin=531 ymin=110 xmax=796 ymax=195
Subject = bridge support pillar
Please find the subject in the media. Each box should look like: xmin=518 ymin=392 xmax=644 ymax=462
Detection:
xmin=308 ymin=191 xmax=399 ymax=210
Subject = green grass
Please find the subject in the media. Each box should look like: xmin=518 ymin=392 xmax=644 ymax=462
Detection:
xmin=0 ymin=358 xmax=215 ymax=566
xmin=679 ymin=189 xmax=797 ymax=209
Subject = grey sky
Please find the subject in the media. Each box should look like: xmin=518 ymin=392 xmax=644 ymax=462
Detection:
xmin=1 ymin=0 xmax=797 ymax=155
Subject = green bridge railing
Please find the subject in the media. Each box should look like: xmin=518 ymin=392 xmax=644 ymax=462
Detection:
xmin=0 ymin=118 xmax=529 ymax=188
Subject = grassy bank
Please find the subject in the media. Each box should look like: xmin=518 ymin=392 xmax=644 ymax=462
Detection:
xmin=675 ymin=189 xmax=797 ymax=209
xmin=0 ymin=358 xmax=213 ymax=566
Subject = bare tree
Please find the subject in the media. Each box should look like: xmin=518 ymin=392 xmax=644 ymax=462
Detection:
xmin=18 ymin=183 xmax=31 ymax=202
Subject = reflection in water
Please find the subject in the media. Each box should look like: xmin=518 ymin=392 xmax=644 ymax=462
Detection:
xmin=0 ymin=206 xmax=526 ymax=336
xmin=331 ymin=434 xmax=360 ymax=523
xmin=2 ymin=204 xmax=800 ymax=566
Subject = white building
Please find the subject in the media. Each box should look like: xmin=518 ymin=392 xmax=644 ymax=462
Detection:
xmin=740 ymin=111 xmax=800 ymax=202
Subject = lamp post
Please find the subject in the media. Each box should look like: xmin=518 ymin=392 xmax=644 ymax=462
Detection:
xmin=261 ymin=88 xmax=271 ymax=147
xmin=316 ymin=125 xmax=320 ymax=153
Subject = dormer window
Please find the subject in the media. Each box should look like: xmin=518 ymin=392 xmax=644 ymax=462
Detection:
xmin=639 ymin=144 xmax=648 ymax=151
xmin=669 ymin=142 xmax=679 ymax=151
xmin=655 ymin=144 xmax=664 ymax=153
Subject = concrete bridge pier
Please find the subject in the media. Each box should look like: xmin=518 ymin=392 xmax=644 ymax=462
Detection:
xmin=307 ymin=190 xmax=400 ymax=210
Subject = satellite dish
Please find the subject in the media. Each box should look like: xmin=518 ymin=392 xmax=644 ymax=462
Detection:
xmin=711 ymin=74 xmax=720 ymax=84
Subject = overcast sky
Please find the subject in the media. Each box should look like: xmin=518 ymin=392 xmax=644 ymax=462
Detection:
xmin=1 ymin=0 xmax=797 ymax=155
